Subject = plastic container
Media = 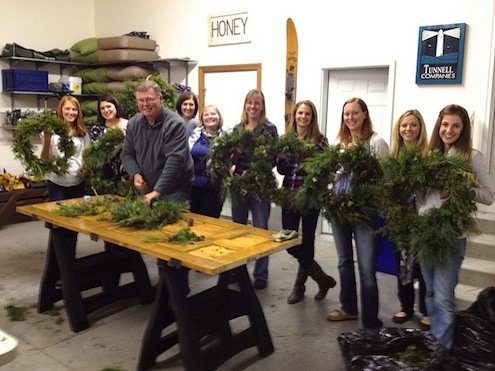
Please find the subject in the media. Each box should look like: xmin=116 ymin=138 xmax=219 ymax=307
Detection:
xmin=59 ymin=76 xmax=82 ymax=95
xmin=2 ymin=69 xmax=48 ymax=92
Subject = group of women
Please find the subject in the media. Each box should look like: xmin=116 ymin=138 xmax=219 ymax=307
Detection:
xmin=192 ymin=92 xmax=494 ymax=351
xmin=325 ymin=99 xmax=493 ymax=349
xmin=40 ymin=87 xmax=494 ymax=352
xmin=40 ymin=94 xmax=128 ymax=201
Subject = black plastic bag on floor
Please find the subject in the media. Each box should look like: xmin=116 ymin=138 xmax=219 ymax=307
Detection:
xmin=337 ymin=327 xmax=452 ymax=370
xmin=452 ymin=286 xmax=495 ymax=371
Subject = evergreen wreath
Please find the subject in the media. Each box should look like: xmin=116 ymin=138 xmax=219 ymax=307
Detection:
xmin=209 ymin=125 xmax=278 ymax=198
xmin=109 ymin=197 xmax=186 ymax=230
xmin=12 ymin=110 xmax=75 ymax=178
xmin=379 ymin=147 xmax=478 ymax=266
xmin=52 ymin=195 xmax=185 ymax=230
xmin=301 ymin=143 xmax=383 ymax=227
xmin=271 ymin=132 xmax=323 ymax=212
xmin=82 ymin=128 xmax=132 ymax=196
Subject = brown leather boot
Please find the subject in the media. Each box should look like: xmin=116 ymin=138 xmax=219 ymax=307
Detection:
xmin=287 ymin=265 xmax=308 ymax=304
xmin=307 ymin=261 xmax=336 ymax=301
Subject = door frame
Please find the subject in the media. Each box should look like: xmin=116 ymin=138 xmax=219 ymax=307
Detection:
xmin=198 ymin=63 xmax=262 ymax=112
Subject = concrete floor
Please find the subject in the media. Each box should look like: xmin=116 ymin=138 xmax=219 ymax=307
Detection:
xmin=0 ymin=219 xmax=420 ymax=371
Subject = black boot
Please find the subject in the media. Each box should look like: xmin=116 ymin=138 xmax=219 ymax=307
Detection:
xmin=287 ymin=265 xmax=308 ymax=304
xmin=307 ymin=261 xmax=336 ymax=301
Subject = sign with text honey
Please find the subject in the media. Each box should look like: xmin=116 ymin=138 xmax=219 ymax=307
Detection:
xmin=208 ymin=11 xmax=250 ymax=47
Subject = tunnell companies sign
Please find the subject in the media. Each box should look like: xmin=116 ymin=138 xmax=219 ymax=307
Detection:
xmin=416 ymin=23 xmax=467 ymax=85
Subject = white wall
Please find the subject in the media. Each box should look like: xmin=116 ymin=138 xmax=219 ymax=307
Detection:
xmin=94 ymin=0 xmax=495 ymax=146
xmin=1 ymin=0 xmax=495 ymax=176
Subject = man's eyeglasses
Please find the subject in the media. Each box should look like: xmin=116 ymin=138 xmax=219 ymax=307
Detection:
xmin=137 ymin=97 xmax=160 ymax=105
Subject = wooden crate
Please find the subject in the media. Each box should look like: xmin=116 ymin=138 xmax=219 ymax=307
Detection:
xmin=0 ymin=187 xmax=47 ymax=228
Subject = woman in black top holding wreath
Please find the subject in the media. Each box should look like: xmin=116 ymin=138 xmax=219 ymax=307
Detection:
xmin=90 ymin=94 xmax=128 ymax=140
xmin=276 ymin=100 xmax=336 ymax=304
xmin=86 ymin=94 xmax=128 ymax=195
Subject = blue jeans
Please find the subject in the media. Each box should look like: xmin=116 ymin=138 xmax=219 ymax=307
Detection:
xmin=231 ymin=193 xmax=271 ymax=281
xmin=332 ymin=221 xmax=381 ymax=328
xmin=420 ymin=238 xmax=466 ymax=349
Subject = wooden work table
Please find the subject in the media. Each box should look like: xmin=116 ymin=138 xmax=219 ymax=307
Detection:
xmin=17 ymin=196 xmax=300 ymax=371
xmin=17 ymin=196 xmax=296 ymax=275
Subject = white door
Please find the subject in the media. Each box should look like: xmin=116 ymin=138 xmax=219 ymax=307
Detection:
xmin=203 ymin=70 xmax=258 ymax=132
xmin=321 ymin=66 xmax=392 ymax=234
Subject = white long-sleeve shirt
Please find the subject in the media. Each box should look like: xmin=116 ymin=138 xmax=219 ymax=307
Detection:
xmin=46 ymin=133 xmax=90 ymax=187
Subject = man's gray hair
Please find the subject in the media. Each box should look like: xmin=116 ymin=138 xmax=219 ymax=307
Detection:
xmin=135 ymin=80 xmax=162 ymax=97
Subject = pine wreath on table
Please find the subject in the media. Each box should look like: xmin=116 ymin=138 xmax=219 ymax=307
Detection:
xmin=12 ymin=110 xmax=75 ymax=179
xmin=82 ymin=128 xmax=132 ymax=196
xmin=379 ymin=147 xmax=479 ymax=266
xmin=209 ymin=125 xmax=278 ymax=199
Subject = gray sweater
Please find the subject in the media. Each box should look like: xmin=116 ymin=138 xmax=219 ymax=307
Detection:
xmin=121 ymin=107 xmax=193 ymax=196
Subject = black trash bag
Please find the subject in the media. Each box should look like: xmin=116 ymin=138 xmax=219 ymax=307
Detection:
xmin=453 ymin=286 xmax=495 ymax=371
xmin=338 ymin=327 xmax=453 ymax=370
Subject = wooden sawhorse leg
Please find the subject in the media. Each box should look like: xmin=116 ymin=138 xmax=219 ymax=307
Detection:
xmin=137 ymin=262 xmax=274 ymax=371
xmin=38 ymin=226 xmax=154 ymax=333
xmin=38 ymin=229 xmax=62 ymax=313
xmin=50 ymin=227 xmax=89 ymax=332
xmin=103 ymin=242 xmax=154 ymax=305
xmin=137 ymin=262 xmax=179 ymax=371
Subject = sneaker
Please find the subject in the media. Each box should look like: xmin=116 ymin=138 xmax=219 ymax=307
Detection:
xmin=253 ymin=279 xmax=267 ymax=290
xmin=326 ymin=308 xmax=358 ymax=321
xmin=419 ymin=315 xmax=430 ymax=330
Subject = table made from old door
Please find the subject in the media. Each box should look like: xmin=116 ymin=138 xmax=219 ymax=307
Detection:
xmin=17 ymin=196 xmax=300 ymax=371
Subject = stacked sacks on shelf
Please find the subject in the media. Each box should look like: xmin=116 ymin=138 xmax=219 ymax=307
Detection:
xmin=69 ymin=35 xmax=158 ymax=96
xmin=69 ymin=35 xmax=159 ymax=64
xmin=74 ymin=65 xmax=155 ymax=95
